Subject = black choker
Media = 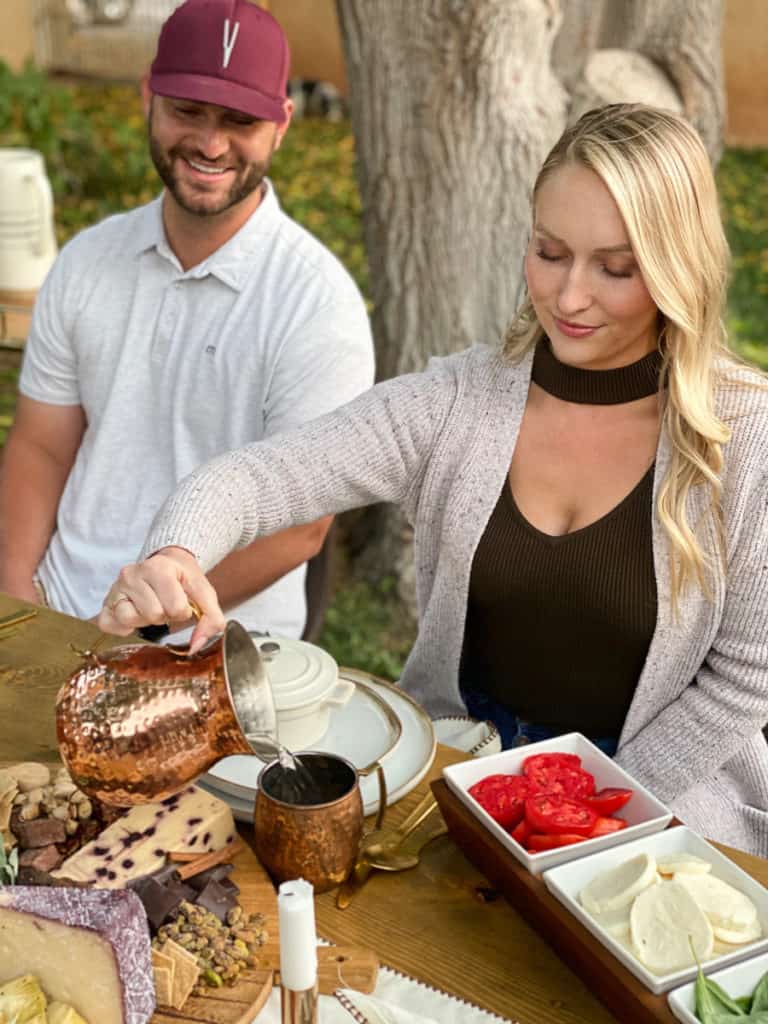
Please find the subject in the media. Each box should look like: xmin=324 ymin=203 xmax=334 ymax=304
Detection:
xmin=531 ymin=339 xmax=662 ymax=405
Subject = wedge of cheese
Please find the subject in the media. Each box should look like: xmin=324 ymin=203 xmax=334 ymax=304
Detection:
xmin=0 ymin=886 xmax=155 ymax=1024
xmin=53 ymin=785 xmax=236 ymax=887
xmin=630 ymin=880 xmax=714 ymax=973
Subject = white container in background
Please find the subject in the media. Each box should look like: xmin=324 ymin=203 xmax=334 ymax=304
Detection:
xmin=251 ymin=635 xmax=355 ymax=751
xmin=0 ymin=148 xmax=57 ymax=294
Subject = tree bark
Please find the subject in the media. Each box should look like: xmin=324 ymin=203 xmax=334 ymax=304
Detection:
xmin=554 ymin=0 xmax=725 ymax=160
xmin=336 ymin=0 xmax=567 ymax=382
xmin=336 ymin=1 xmax=566 ymax=605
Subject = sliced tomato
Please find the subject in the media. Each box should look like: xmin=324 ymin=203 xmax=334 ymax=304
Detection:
xmin=527 ymin=832 xmax=588 ymax=851
xmin=584 ymin=787 xmax=633 ymax=816
xmin=522 ymin=752 xmax=582 ymax=777
xmin=509 ymin=817 xmax=532 ymax=847
xmin=525 ymin=793 xmax=598 ymax=836
xmin=588 ymin=815 xmax=629 ymax=837
xmin=469 ymin=774 xmax=533 ymax=829
xmin=521 ymin=754 xmax=595 ymax=801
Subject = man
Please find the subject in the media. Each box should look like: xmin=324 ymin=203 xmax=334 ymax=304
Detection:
xmin=0 ymin=0 xmax=374 ymax=638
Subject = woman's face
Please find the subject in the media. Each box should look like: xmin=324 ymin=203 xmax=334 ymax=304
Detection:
xmin=525 ymin=162 xmax=659 ymax=371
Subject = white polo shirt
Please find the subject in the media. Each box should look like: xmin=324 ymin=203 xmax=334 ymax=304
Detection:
xmin=20 ymin=181 xmax=374 ymax=635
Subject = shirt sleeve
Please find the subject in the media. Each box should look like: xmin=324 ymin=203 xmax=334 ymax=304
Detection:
xmin=141 ymin=355 xmax=460 ymax=570
xmin=615 ymin=465 xmax=768 ymax=804
xmin=261 ymin=294 xmax=375 ymax=436
xmin=18 ymin=248 xmax=81 ymax=406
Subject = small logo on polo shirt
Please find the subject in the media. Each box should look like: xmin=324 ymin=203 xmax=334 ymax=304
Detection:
xmin=222 ymin=18 xmax=240 ymax=69
xmin=205 ymin=344 xmax=217 ymax=355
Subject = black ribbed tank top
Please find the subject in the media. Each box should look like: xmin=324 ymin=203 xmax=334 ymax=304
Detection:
xmin=462 ymin=340 xmax=661 ymax=736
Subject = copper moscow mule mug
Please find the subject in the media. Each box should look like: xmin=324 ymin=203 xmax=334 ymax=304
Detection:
xmin=253 ymin=752 xmax=387 ymax=894
xmin=56 ymin=621 xmax=278 ymax=805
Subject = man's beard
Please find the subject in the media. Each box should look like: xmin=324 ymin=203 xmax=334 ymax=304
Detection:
xmin=148 ymin=127 xmax=274 ymax=217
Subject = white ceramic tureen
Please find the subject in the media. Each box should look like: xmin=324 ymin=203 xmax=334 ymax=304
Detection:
xmin=249 ymin=635 xmax=355 ymax=752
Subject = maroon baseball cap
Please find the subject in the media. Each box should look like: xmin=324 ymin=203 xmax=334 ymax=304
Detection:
xmin=149 ymin=0 xmax=290 ymax=123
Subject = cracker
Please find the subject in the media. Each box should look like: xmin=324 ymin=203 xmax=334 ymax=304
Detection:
xmin=158 ymin=938 xmax=201 ymax=1010
xmin=153 ymin=965 xmax=174 ymax=1007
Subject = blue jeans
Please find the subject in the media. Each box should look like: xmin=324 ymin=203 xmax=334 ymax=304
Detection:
xmin=461 ymin=688 xmax=619 ymax=758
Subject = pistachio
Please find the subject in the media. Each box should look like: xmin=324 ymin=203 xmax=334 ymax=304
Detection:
xmin=203 ymin=969 xmax=223 ymax=988
xmin=53 ymin=781 xmax=77 ymax=799
xmin=51 ymin=805 xmax=70 ymax=821
xmin=77 ymin=800 xmax=93 ymax=820
xmin=65 ymin=818 xmax=79 ymax=836
xmin=8 ymin=763 xmax=51 ymax=792
xmin=18 ymin=802 xmax=40 ymax=821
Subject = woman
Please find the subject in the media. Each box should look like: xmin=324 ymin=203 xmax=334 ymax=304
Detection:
xmin=99 ymin=104 xmax=768 ymax=853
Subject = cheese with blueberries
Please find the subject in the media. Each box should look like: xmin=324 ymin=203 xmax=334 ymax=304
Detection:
xmin=52 ymin=786 xmax=236 ymax=887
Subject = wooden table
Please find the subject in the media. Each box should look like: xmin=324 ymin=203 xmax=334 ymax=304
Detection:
xmin=2 ymin=591 xmax=768 ymax=1024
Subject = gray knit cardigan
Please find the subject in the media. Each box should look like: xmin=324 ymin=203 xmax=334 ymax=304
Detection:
xmin=144 ymin=345 xmax=768 ymax=854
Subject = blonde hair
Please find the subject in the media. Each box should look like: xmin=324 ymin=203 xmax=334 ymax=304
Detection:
xmin=505 ymin=103 xmax=741 ymax=607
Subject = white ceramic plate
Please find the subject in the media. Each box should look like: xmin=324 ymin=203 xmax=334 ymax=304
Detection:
xmin=442 ymin=732 xmax=672 ymax=875
xmin=201 ymin=670 xmax=436 ymax=818
xmin=668 ymin=950 xmax=768 ymax=1023
xmin=542 ymin=826 xmax=768 ymax=995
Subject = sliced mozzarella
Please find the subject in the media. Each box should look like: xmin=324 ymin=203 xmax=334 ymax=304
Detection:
xmin=630 ymin=881 xmax=714 ymax=973
xmin=580 ymin=852 xmax=658 ymax=915
xmin=657 ymin=854 xmax=712 ymax=877
xmin=675 ymin=873 xmax=759 ymax=934
xmin=713 ymin=918 xmax=763 ymax=945
xmin=591 ymin=906 xmax=631 ymax=939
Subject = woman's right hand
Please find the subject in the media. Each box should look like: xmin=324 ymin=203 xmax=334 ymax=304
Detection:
xmin=96 ymin=546 xmax=226 ymax=653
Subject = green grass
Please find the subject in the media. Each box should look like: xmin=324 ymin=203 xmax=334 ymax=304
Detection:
xmin=716 ymin=148 xmax=768 ymax=369
xmin=0 ymin=66 xmax=766 ymax=677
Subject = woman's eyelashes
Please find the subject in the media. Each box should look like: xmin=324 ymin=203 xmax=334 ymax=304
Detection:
xmin=534 ymin=248 xmax=635 ymax=279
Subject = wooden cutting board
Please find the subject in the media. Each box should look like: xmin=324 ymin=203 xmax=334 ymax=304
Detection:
xmin=150 ymin=836 xmax=378 ymax=1024
xmin=150 ymin=839 xmax=277 ymax=1024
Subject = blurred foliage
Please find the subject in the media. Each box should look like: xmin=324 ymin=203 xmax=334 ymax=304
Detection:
xmin=319 ymin=576 xmax=415 ymax=679
xmin=716 ymin=148 xmax=768 ymax=369
xmin=0 ymin=65 xmax=767 ymax=676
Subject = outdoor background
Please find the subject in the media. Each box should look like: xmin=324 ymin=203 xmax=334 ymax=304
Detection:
xmin=0 ymin=1 xmax=766 ymax=678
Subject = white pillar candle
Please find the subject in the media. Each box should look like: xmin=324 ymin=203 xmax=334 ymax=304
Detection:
xmin=278 ymin=878 xmax=318 ymax=992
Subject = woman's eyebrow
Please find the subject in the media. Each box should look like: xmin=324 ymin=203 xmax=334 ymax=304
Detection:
xmin=534 ymin=224 xmax=632 ymax=255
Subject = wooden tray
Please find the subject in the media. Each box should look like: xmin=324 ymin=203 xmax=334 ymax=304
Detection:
xmin=149 ymin=837 xmax=378 ymax=1024
xmin=431 ymin=778 xmax=679 ymax=1024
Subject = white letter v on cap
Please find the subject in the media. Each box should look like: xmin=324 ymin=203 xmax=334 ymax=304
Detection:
xmin=222 ymin=18 xmax=240 ymax=69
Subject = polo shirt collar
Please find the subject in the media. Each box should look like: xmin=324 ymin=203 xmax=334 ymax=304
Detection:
xmin=130 ymin=179 xmax=281 ymax=291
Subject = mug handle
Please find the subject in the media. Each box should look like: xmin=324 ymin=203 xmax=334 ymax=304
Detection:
xmin=358 ymin=760 xmax=387 ymax=832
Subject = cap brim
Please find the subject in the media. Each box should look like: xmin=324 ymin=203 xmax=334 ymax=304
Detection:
xmin=149 ymin=72 xmax=288 ymax=123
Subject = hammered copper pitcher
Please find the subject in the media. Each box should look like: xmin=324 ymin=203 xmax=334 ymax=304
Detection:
xmin=56 ymin=621 xmax=277 ymax=806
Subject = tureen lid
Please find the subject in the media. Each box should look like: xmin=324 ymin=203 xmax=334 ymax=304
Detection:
xmin=250 ymin=635 xmax=339 ymax=709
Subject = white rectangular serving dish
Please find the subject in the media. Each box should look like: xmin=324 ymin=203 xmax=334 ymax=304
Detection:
xmin=667 ymin=951 xmax=768 ymax=1023
xmin=543 ymin=826 xmax=768 ymax=995
xmin=442 ymin=732 xmax=672 ymax=874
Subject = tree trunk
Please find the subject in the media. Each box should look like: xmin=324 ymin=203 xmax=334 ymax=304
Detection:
xmin=336 ymin=0 xmax=566 ymax=605
xmin=555 ymin=0 xmax=725 ymax=160
xmin=336 ymin=0 xmax=567 ymax=382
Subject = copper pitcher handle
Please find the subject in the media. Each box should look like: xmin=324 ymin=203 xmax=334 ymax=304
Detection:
xmin=358 ymin=761 xmax=387 ymax=832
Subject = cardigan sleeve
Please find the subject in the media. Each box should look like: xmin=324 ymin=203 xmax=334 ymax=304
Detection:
xmin=615 ymin=464 xmax=768 ymax=804
xmin=140 ymin=356 xmax=460 ymax=571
